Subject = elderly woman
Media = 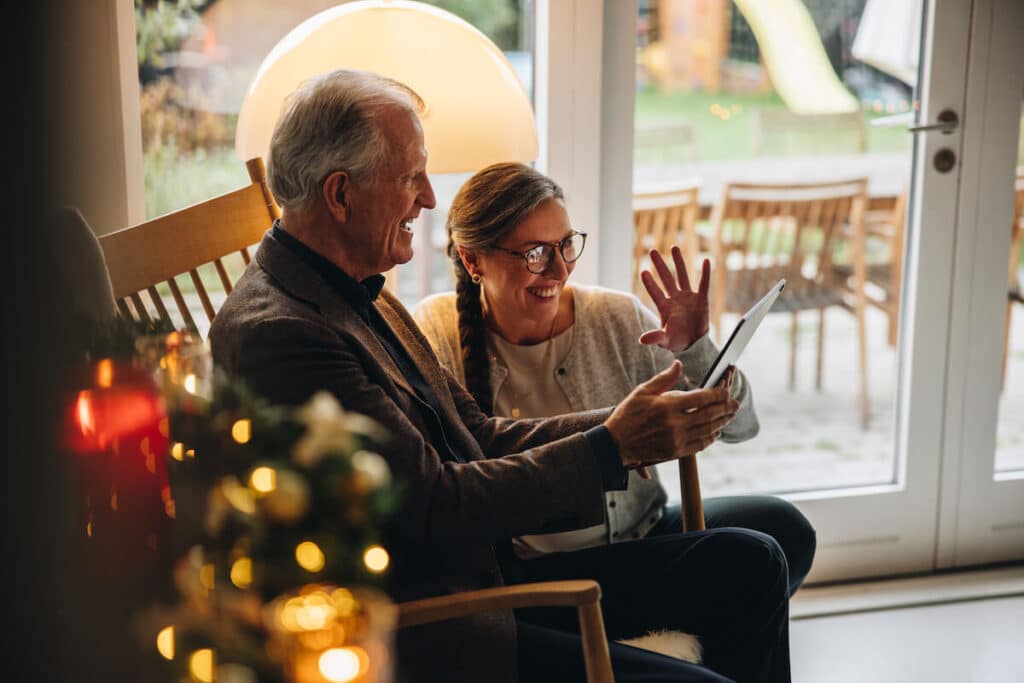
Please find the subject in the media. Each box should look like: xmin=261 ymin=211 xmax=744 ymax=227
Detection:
xmin=413 ymin=162 xmax=815 ymax=595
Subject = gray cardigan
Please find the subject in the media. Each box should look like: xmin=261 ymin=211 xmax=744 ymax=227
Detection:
xmin=413 ymin=283 xmax=758 ymax=545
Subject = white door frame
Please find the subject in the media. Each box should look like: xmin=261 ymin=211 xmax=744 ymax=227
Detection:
xmin=937 ymin=0 xmax=1024 ymax=568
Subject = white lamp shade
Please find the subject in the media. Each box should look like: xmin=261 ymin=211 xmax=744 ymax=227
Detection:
xmin=234 ymin=0 xmax=538 ymax=174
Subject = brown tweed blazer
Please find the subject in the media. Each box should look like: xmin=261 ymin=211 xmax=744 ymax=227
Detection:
xmin=210 ymin=231 xmax=612 ymax=682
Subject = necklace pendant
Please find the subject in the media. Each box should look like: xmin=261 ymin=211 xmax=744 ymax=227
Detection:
xmin=511 ymin=407 xmax=522 ymax=419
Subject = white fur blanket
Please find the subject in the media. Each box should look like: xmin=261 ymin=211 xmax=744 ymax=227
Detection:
xmin=618 ymin=630 xmax=702 ymax=663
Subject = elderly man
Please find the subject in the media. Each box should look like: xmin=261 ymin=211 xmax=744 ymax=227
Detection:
xmin=211 ymin=69 xmax=790 ymax=683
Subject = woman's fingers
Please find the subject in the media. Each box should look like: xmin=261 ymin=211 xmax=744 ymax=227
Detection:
xmin=698 ymin=258 xmax=711 ymax=295
xmin=671 ymin=246 xmax=692 ymax=292
xmin=650 ymin=249 xmax=679 ymax=296
xmin=640 ymin=269 xmax=669 ymax=309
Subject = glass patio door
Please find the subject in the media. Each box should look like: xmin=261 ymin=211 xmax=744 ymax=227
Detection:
xmin=779 ymin=0 xmax=971 ymax=581
xmin=613 ymin=0 xmax=1024 ymax=582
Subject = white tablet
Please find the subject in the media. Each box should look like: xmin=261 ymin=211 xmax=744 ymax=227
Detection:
xmin=700 ymin=279 xmax=786 ymax=389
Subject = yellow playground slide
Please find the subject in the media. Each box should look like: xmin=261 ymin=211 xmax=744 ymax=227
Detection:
xmin=733 ymin=0 xmax=859 ymax=115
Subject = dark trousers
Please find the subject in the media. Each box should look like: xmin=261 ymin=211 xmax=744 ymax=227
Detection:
xmin=511 ymin=526 xmax=791 ymax=683
xmin=658 ymin=495 xmax=818 ymax=597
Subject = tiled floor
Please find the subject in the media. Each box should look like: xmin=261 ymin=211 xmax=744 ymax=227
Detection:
xmin=790 ymin=567 xmax=1024 ymax=682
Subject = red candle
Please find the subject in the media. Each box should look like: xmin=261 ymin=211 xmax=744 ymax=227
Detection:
xmin=63 ymin=359 xmax=172 ymax=578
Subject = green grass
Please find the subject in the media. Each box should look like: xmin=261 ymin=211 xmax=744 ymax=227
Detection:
xmin=634 ymin=87 xmax=911 ymax=162
xmin=144 ymin=143 xmax=249 ymax=219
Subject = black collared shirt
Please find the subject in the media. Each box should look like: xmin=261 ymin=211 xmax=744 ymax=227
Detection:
xmin=272 ymin=223 xmax=626 ymax=490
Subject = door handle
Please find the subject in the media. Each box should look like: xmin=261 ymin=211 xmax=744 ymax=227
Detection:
xmin=870 ymin=109 xmax=959 ymax=134
xmin=907 ymin=109 xmax=959 ymax=134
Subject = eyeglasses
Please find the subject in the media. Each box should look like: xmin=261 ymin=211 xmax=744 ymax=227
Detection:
xmin=492 ymin=231 xmax=587 ymax=274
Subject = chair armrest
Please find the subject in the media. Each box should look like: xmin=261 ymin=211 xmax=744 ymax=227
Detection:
xmin=397 ymin=579 xmax=601 ymax=629
xmin=398 ymin=580 xmax=614 ymax=682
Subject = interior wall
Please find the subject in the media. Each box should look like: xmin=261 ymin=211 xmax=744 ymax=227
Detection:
xmin=598 ymin=0 xmax=637 ymax=292
xmin=45 ymin=0 xmax=143 ymax=236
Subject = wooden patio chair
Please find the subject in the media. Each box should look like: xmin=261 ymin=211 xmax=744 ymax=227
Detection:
xmin=398 ymin=579 xmax=614 ymax=682
xmin=632 ymin=182 xmax=703 ymax=302
xmin=709 ymin=178 xmax=872 ymax=429
xmin=99 ymin=158 xmax=280 ymax=337
xmin=830 ymin=189 xmax=907 ymax=347
xmin=1004 ymin=170 xmax=1024 ymax=386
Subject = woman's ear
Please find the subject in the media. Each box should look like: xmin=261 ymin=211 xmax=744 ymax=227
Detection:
xmin=457 ymin=244 xmax=481 ymax=277
xmin=322 ymin=171 xmax=351 ymax=222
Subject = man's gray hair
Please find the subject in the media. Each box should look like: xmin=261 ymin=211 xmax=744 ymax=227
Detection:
xmin=267 ymin=69 xmax=424 ymax=211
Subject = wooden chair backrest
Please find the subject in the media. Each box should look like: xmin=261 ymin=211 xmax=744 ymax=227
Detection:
xmin=632 ymin=182 xmax=701 ymax=298
xmin=100 ymin=157 xmax=280 ymax=336
xmin=710 ymin=178 xmax=869 ymax=300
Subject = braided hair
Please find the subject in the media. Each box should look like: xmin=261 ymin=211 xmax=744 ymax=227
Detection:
xmin=446 ymin=162 xmax=565 ymax=414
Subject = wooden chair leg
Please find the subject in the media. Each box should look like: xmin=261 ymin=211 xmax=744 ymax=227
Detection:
xmin=856 ymin=294 xmax=870 ymax=430
xmin=578 ymin=600 xmax=615 ymax=683
xmin=816 ymin=307 xmax=825 ymax=391
xmin=853 ymin=206 xmax=871 ymax=429
xmin=678 ymin=456 xmax=705 ymax=532
xmin=887 ymin=309 xmax=897 ymax=348
xmin=789 ymin=311 xmax=798 ymax=391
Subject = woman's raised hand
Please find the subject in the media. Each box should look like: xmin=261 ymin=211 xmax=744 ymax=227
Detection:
xmin=639 ymin=246 xmax=711 ymax=353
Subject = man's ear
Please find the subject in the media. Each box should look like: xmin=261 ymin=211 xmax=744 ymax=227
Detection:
xmin=457 ymin=244 xmax=481 ymax=277
xmin=322 ymin=171 xmax=351 ymax=222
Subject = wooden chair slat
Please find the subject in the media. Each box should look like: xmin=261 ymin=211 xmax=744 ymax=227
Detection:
xmin=189 ymin=269 xmax=217 ymax=323
xmin=167 ymin=278 xmax=199 ymax=335
xmin=240 ymin=247 xmax=252 ymax=265
xmin=130 ymin=293 xmax=151 ymax=324
xmin=147 ymin=286 xmax=171 ymax=324
xmin=214 ymin=259 xmax=233 ymax=294
xmin=116 ymin=298 xmax=133 ymax=320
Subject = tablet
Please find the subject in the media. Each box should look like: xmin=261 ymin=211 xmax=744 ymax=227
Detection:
xmin=700 ymin=279 xmax=786 ymax=388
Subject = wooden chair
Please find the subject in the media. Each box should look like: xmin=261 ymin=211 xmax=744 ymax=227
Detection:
xmin=831 ymin=190 xmax=907 ymax=347
xmin=1004 ymin=171 xmax=1024 ymax=386
xmin=709 ymin=179 xmax=872 ymax=428
xmin=398 ymin=579 xmax=614 ymax=682
xmin=632 ymin=182 xmax=703 ymax=301
xmin=99 ymin=157 xmax=280 ymax=337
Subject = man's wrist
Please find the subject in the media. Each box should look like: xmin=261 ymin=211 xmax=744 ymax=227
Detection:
xmin=585 ymin=425 xmax=628 ymax=491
